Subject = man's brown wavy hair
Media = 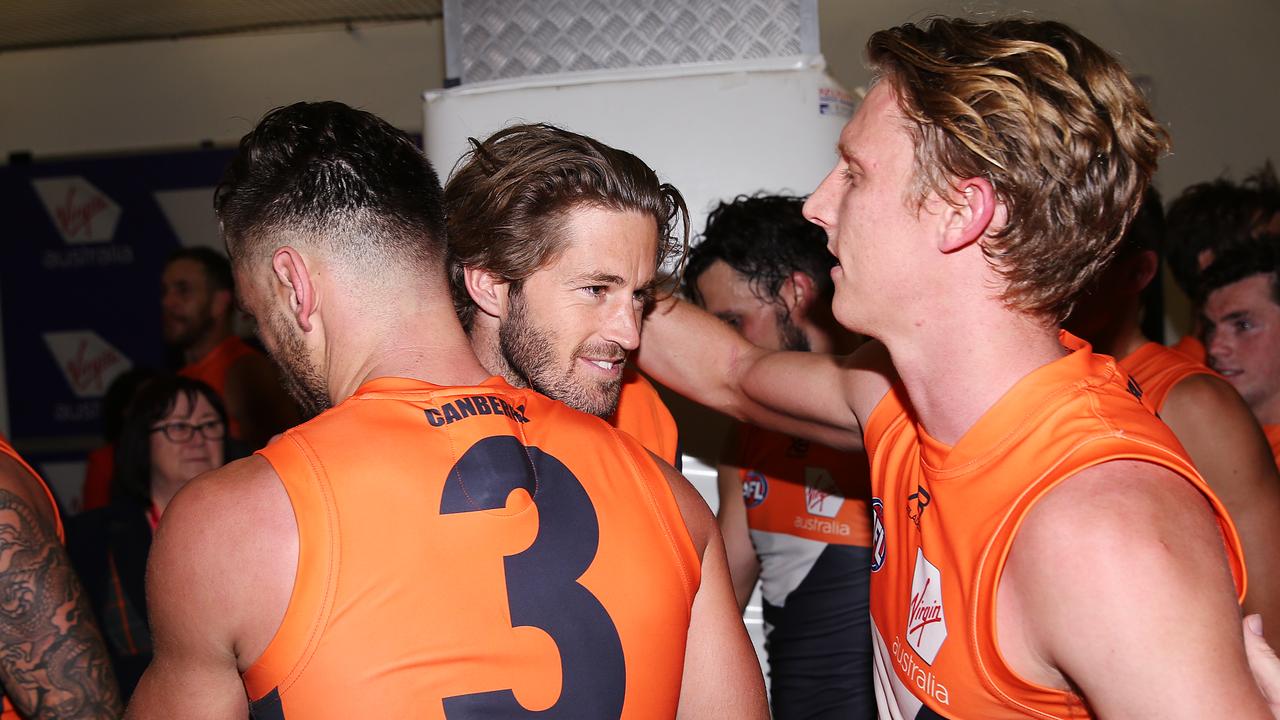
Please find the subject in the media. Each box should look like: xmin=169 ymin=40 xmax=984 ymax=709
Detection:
xmin=444 ymin=123 xmax=688 ymax=330
xmin=867 ymin=17 xmax=1170 ymax=324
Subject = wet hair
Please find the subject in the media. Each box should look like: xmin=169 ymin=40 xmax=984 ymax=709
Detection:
xmin=214 ymin=101 xmax=446 ymax=277
xmin=113 ymin=375 xmax=227 ymax=506
xmin=867 ymin=16 xmax=1169 ymax=324
xmin=1166 ymin=162 xmax=1280 ymax=297
xmin=1198 ymin=235 xmax=1280 ymax=307
xmin=683 ymin=193 xmax=834 ymax=307
xmin=444 ymin=123 xmax=689 ymax=329
xmin=165 ymin=247 xmax=234 ymax=293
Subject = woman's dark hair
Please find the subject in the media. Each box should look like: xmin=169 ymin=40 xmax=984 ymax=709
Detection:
xmin=113 ymin=375 xmax=227 ymax=506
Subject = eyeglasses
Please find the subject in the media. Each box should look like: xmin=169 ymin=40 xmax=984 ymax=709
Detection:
xmin=150 ymin=419 xmax=226 ymax=443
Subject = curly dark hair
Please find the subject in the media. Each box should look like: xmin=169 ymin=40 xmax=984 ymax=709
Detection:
xmin=1198 ymin=234 xmax=1280 ymax=306
xmin=683 ymin=193 xmax=834 ymax=307
xmin=1166 ymin=162 xmax=1280 ymax=297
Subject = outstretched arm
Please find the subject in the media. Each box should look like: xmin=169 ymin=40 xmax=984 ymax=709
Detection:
xmin=638 ymin=298 xmax=888 ymax=451
xmin=0 ymin=457 xmax=121 ymax=719
xmin=1162 ymin=374 xmax=1280 ymax=646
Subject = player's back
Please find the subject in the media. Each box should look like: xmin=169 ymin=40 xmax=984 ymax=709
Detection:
xmin=242 ymin=376 xmax=700 ymax=719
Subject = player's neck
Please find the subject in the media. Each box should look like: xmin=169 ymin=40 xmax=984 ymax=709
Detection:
xmin=328 ymin=301 xmax=492 ymax=403
xmin=1089 ymin=311 xmax=1149 ymax=360
xmin=886 ymin=312 xmax=1068 ymax=446
xmin=184 ymin=325 xmax=232 ymax=365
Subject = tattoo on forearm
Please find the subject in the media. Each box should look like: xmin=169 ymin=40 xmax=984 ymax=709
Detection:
xmin=0 ymin=489 xmax=122 ymax=719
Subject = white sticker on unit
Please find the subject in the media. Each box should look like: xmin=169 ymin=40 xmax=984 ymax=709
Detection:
xmin=906 ymin=548 xmax=947 ymax=664
xmin=43 ymin=330 xmax=132 ymax=399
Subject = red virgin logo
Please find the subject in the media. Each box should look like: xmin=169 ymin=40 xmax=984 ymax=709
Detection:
xmin=32 ymin=177 xmax=121 ymax=244
xmin=908 ymin=577 xmax=944 ymax=640
xmin=42 ymin=331 xmax=133 ymax=400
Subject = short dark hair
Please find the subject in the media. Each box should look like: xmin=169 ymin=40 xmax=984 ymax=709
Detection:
xmin=683 ymin=194 xmax=834 ymax=307
xmin=166 ymin=247 xmax=234 ymax=293
xmin=1166 ymin=162 xmax=1280 ymax=296
xmin=444 ymin=123 xmax=688 ymax=329
xmin=1198 ymin=234 xmax=1280 ymax=307
xmin=113 ymin=374 xmax=227 ymax=507
xmin=214 ymin=101 xmax=446 ymax=275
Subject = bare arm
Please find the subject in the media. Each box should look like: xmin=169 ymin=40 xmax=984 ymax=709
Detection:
xmin=638 ymin=297 xmax=888 ymax=451
xmin=653 ymin=454 xmax=767 ymax=720
xmin=0 ymin=457 xmax=121 ymax=719
xmin=224 ymin=354 xmax=299 ymax=451
xmin=128 ymin=458 xmax=293 ymax=719
xmin=1162 ymin=374 xmax=1280 ymax=645
xmin=1244 ymin=615 xmax=1280 ymax=716
xmin=715 ymin=462 xmax=759 ymax=613
xmin=1004 ymin=461 xmax=1270 ymax=719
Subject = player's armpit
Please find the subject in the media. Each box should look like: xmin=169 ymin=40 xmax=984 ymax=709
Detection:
xmin=1162 ymin=373 xmax=1280 ymax=645
xmin=1243 ymin=615 xmax=1280 ymax=717
xmin=0 ymin=486 xmax=121 ymax=720
xmin=1003 ymin=460 xmax=1270 ymax=719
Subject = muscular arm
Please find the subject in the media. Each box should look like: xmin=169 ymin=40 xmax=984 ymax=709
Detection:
xmin=223 ymin=354 xmax=299 ymax=451
xmin=128 ymin=458 xmax=294 ymax=719
xmin=638 ymin=297 xmax=888 ymax=452
xmin=654 ymin=454 xmax=767 ymax=720
xmin=0 ymin=457 xmax=120 ymax=720
xmin=1161 ymin=374 xmax=1280 ymax=645
xmin=1002 ymin=461 xmax=1270 ymax=719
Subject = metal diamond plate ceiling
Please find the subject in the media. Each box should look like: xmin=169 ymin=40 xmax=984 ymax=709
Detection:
xmin=0 ymin=0 xmax=443 ymax=52
xmin=447 ymin=0 xmax=818 ymax=84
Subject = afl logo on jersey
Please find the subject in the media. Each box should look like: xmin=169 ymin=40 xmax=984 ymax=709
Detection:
xmin=870 ymin=498 xmax=887 ymax=572
xmin=742 ymin=471 xmax=768 ymax=508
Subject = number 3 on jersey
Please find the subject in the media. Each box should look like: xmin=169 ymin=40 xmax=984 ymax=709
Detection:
xmin=439 ymin=435 xmax=626 ymax=718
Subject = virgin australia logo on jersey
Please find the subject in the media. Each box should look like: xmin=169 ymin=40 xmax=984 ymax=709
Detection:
xmin=907 ymin=548 xmax=947 ymax=664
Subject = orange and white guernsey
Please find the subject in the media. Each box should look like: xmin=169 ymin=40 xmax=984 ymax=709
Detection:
xmin=609 ymin=367 xmax=681 ymax=469
xmin=0 ymin=436 xmax=64 ymax=720
xmin=1119 ymin=341 xmax=1217 ymax=415
xmin=1265 ymin=426 xmax=1280 ymax=472
xmin=242 ymin=376 xmax=700 ymax=719
xmin=178 ymin=334 xmax=259 ymax=438
xmin=1170 ymin=334 xmax=1208 ymax=364
xmin=862 ymin=333 xmax=1245 ymax=719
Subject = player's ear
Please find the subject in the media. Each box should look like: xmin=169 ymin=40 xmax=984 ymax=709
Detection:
xmin=464 ymin=265 xmax=510 ymax=319
xmin=780 ymin=271 xmax=816 ymax=322
xmin=271 ymin=247 xmax=317 ymax=332
xmin=1130 ymin=250 xmax=1159 ymax=292
xmin=939 ymin=176 xmax=997 ymax=253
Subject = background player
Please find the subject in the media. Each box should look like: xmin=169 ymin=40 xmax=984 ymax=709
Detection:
xmin=126 ymin=101 xmax=765 ymax=719
xmin=161 ymin=248 xmax=297 ymax=448
xmin=1203 ymin=237 xmax=1280 ymax=468
xmin=1066 ymin=190 xmax=1280 ymax=645
xmin=444 ymin=123 xmax=684 ymax=466
xmin=684 ymin=193 xmax=873 ymax=718
xmin=637 ymin=17 xmax=1272 ymax=718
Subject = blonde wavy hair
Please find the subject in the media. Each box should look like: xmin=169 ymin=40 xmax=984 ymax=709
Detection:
xmin=867 ymin=17 xmax=1170 ymax=324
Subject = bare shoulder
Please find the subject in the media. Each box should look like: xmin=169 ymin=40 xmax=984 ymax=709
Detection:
xmin=151 ymin=454 xmax=296 ymax=670
xmin=1163 ymin=371 xmax=1252 ymax=424
xmin=0 ymin=453 xmax=58 ymax=531
xmin=845 ymin=339 xmax=897 ymax=423
xmin=647 ymin=450 xmax=715 ymax=559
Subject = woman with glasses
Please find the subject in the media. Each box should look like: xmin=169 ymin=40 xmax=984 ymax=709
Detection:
xmin=67 ymin=374 xmax=228 ymax=701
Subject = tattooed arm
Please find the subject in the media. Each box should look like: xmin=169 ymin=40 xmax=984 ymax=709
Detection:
xmin=0 ymin=454 xmax=121 ymax=719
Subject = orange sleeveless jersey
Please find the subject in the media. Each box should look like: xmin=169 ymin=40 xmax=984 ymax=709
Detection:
xmin=733 ymin=424 xmax=872 ymax=547
xmin=1170 ymin=334 xmax=1208 ymax=364
xmin=242 ymin=376 xmax=700 ymax=719
xmin=0 ymin=437 xmax=65 ymax=720
xmin=1266 ymin=425 xmax=1280 ymax=472
xmin=1119 ymin=341 xmax=1217 ymax=414
xmin=178 ymin=335 xmax=259 ymax=438
xmin=608 ymin=368 xmax=680 ymax=468
xmin=863 ymin=333 xmax=1245 ymax=719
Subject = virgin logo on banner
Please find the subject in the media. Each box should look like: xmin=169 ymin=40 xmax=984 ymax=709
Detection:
xmin=30 ymin=177 xmax=121 ymax=244
xmin=42 ymin=331 xmax=132 ymax=399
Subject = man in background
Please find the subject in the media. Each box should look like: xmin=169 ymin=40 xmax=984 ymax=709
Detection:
xmin=684 ymin=193 xmax=873 ymax=718
xmin=161 ymin=247 xmax=297 ymax=448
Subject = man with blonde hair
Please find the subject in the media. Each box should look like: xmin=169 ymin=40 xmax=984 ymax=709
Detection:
xmin=638 ymin=17 xmax=1271 ymax=718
